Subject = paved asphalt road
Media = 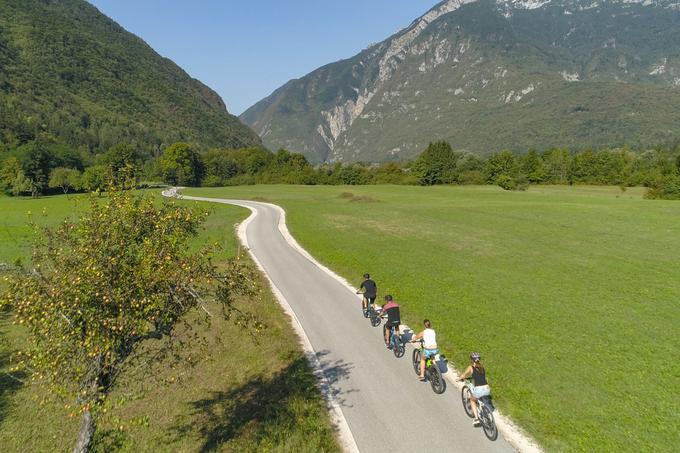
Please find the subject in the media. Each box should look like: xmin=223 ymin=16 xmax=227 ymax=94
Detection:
xmin=180 ymin=194 xmax=516 ymax=453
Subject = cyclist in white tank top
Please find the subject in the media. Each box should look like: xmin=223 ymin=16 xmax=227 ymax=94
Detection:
xmin=411 ymin=319 xmax=440 ymax=381
xmin=423 ymin=328 xmax=437 ymax=349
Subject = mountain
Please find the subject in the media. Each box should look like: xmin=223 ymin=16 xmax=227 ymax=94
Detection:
xmin=0 ymin=0 xmax=261 ymax=152
xmin=241 ymin=0 xmax=680 ymax=163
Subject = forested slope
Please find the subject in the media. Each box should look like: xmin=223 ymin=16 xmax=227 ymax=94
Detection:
xmin=0 ymin=0 xmax=261 ymax=153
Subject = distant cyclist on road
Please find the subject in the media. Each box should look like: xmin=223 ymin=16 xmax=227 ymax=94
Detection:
xmin=356 ymin=273 xmax=377 ymax=314
xmin=380 ymin=295 xmax=401 ymax=347
xmin=458 ymin=352 xmax=491 ymax=426
xmin=411 ymin=319 xmax=439 ymax=381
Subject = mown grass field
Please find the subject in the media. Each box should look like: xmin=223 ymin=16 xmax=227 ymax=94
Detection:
xmin=0 ymin=192 xmax=240 ymax=266
xmin=0 ymin=192 xmax=339 ymax=452
xmin=185 ymin=184 xmax=680 ymax=452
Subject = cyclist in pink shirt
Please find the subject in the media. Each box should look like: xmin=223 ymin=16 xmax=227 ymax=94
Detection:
xmin=381 ymin=295 xmax=401 ymax=347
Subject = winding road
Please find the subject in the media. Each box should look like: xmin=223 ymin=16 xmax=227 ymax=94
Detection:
xmin=166 ymin=190 xmax=519 ymax=453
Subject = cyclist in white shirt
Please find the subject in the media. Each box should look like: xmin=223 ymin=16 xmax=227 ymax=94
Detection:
xmin=411 ymin=319 xmax=439 ymax=381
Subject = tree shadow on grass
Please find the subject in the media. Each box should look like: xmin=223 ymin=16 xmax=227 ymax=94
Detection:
xmin=173 ymin=352 xmax=354 ymax=452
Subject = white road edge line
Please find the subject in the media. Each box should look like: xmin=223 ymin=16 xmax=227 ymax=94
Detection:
xmin=164 ymin=188 xmax=544 ymax=453
xmin=162 ymin=188 xmax=359 ymax=453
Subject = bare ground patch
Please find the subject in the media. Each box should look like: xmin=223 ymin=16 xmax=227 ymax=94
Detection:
xmin=349 ymin=195 xmax=379 ymax=203
xmin=337 ymin=192 xmax=380 ymax=203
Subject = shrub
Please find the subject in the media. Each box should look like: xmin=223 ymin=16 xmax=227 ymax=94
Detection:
xmin=496 ymin=174 xmax=529 ymax=191
xmin=224 ymin=174 xmax=256 ymax=186
xmin=460 ymin=170 xmax=485 ymax=185
xmin=496 ymin=174 xmax=516 ymax=191
xmin=201 ymin=174 xmax=224 ymax=187
xmin=645 ymin=175 xmax=680 ymax=200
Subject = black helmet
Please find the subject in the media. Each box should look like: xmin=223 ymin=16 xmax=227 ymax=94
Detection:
xmin=384 ymin=294 xmax=393 ymax=301
xmin=363 ymin=273 xmax=370 ymax=279
xmin=470 ymin=352 xmax=481 ymax=362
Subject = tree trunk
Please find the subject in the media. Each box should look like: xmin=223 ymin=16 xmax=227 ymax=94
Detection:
xmin=72 ymin=410 xmax=95 ymax=453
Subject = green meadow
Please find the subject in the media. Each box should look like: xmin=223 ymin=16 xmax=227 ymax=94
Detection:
xmin=0 ymin=193 xmax=240 ymax=266
xmin=0 ymin=193 xmax=339 ymax=452
xmin=184 ymin=185 xmax=680 ymax=452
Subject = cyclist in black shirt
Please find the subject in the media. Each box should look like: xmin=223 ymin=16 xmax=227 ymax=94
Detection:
xmin=356 ymin=273 xmax=377 ymax=313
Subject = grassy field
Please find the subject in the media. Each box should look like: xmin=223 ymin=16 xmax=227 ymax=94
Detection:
xmin=0 ymin=192 xmax=339 ymax=452
xmin=184 ymin=184 xmax=680 ymax=452
xmin=0 ymin=192 xmax=240 ymax=266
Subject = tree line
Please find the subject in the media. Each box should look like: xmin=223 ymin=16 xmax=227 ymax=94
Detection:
xmin=2 ymin=138 xmax=680 ymax=199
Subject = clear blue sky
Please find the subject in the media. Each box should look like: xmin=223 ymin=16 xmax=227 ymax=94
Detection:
xmin=88 ymin=1 xmax=436 ymax=115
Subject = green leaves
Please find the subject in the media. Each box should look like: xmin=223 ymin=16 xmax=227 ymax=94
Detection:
xmin=48 ymin=167 xmax=81 ymax=194
xmin=412 ymin=141 xmax=460 ymax=186
xmin=160 ymin=143 xmax=204 ymax=187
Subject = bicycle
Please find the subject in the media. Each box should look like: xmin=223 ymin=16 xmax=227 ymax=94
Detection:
xmin=361 ymin=297 xmax=370 ymax=318
xmin=460 ymin=378 xmax=497 ymax=441
xmin=411 ymin=340 xmax=446 ymax=394
xmin=359 ymin=293 xmax=378 ymax=324
xmin=383 ymin=322 xmax=404 ymax=358
xmin=368 ymin=305 xmax=381 ymax=327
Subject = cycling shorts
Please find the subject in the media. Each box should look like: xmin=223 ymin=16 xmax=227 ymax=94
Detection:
xmin=472 ymin=384 xmax=491 ymax=399
xmin=424 ymin=348 xmax=439 ymax=358
xmin=383 ymin=320 xmax=400 ymax=334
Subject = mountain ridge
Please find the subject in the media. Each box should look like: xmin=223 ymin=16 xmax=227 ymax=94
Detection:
xmin=241 ymin=0 xmax=680 ymax=163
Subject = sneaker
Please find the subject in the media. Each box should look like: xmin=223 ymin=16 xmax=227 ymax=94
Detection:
xmin=473 ymin=419 xmax=481 ymax=427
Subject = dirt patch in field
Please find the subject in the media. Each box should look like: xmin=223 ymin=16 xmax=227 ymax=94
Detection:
xmin=251 ymin=196 xmax=270 ymax=203
xmin=348 ymin=195 xmax=380 ymax=203
xmin=337 ymin=192 xmax=380 ymax=203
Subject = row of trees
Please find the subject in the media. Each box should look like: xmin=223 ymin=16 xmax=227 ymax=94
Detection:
xmin=410 ymin=141 xmax=680 ymax=195
xmin=161 ymin=140 xmax=680 ymax=199
xmin=2 ymin=138 xmax=680 ymax=199
xmin=0 ymin=139 xmax=154 ymax=197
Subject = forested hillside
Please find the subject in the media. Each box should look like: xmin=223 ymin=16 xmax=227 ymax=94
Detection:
xmin=0 ymin=0 xmax=260 ymax=153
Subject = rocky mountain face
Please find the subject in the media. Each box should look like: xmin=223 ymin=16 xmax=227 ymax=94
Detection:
xmin=241 ymin=0 xmax=680 ymax=163
xmin=0 ymin=0 xmax=261 ymax=152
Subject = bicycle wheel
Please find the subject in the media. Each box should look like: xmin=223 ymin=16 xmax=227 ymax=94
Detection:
xmin=394 ymin=337 xmax=405 ymax=358
xmin=362 ymin=305 xmax=369 ymax=318
xmin=461 ymin=386 xmax=474 ymax=418
xmin=428 ymin=363 xmax=446 ymax=394
xmin=412 ymin=349 xmax=422 ymax=375
xmin=480 ymin=404 xmax=498 ymax=441
xmin=370 ymin=313 xmax=381 ymax=327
